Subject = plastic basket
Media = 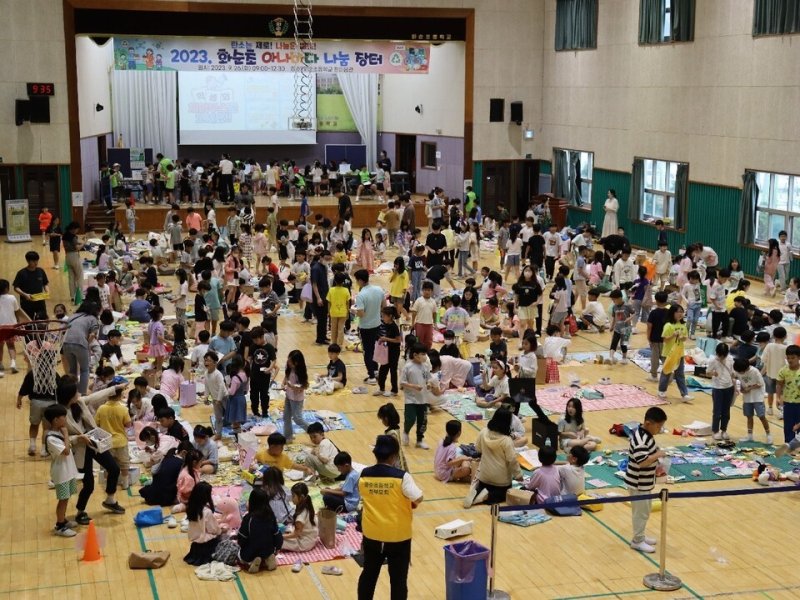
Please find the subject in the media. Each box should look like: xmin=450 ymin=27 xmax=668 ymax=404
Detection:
xmin=86 ymin=427 xmax=113 ymax=453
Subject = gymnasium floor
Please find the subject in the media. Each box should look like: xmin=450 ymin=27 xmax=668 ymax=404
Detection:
xmin=1 ymin=227 xmax=800 ymax=600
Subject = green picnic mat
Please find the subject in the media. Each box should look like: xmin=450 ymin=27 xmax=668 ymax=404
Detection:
xmin=440 ymin=390 xmax=550 ymax=422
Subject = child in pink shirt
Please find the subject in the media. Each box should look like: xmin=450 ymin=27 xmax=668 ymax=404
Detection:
xmin=524 ymin=446 xmax=562 ymax=502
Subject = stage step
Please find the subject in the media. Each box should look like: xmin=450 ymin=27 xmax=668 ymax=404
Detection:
xmin=85 ymin=202 xmax=115 ymax=233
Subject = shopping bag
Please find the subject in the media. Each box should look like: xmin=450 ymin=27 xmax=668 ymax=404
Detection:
xmin=545 ymin=358 xmax=560 ymax=384
xmin=128 ymin=550 xmax=170 ymax=569
xmin=317 ymin=508 xmax=337 ymax=549
xmin=373 ymin=342 xmax=389 ymax=366
xmin=662 ymin=343 xmax=683 ymax=375
xmin=300 ymin=283 xmax=313 ymax=303
xmin=544 ymin=494 xmax=582 ymax=517
xmin=179 ymin=381 xmax=197 ymax=407
xmin=565 ymin=314 xmax=578 ymax=336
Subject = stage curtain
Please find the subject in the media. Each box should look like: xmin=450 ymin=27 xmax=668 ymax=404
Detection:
xmin=738 ymin=171 xmax=759 ymax=244
xmin=337 ymin=73 xmax=379 ymax=170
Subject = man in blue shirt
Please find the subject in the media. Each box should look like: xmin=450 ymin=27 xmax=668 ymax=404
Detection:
xmin=353 ymin=269 xmax=385 ymax=384
xmin=310 ymin=251 xmax=332 ymax=345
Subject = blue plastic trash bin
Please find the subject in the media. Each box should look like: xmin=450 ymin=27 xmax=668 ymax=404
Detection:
xmin=444 ymin=541 xmax=489 ymax=600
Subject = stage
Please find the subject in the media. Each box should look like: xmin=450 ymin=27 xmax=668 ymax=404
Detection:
xmin=114 ymin=194 xmax=393 ymax=231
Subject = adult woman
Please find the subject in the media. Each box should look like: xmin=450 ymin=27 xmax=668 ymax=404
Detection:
xmin=62 ymin=301 xmax=100 ymax=394
xmin=601 ymin=189 xmax=619 ymax=238
xmin=56 ymin=375 xmax=125 ymax=524
xmin=463 ymin=407 xmax=522 ymax=507
xmin=763 ymin=239 xmax=781 ymax=297
xmin=62 ymin=222 xmax=85 ymax=303
xmin=513 ymin=265 xmax=542 ymax=337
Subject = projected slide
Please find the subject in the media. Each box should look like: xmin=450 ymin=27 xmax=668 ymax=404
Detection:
xmin=178 ymin=71 xmax=316 ymax=145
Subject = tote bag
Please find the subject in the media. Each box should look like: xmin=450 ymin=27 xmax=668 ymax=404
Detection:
xmin=374 ymin=342 xmax=389 ymax=366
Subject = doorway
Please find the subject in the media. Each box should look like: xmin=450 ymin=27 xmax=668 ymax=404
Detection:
xmin=395 ymin=135 xmax=416 ymax=194
xmin=23 ymin=166 xmax=59 ymax=234
xmin=481 ymin=161 xmax=511 ymax=219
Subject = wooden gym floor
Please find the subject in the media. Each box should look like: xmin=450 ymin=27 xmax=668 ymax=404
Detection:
xmin=1 ymin=231 xmax=799 ymax=600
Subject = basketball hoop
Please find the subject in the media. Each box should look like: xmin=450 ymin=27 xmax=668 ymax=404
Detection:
xmin=0 ymin=320 xmax=68 ymax=396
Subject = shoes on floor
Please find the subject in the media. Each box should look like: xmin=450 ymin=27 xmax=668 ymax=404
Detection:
xmin=767 ymin=407 xmax=774 ymax=416
xmin=54 ymin=525 xmax=77 ymax=537
xmin=644 ymin=536 xmax=658 ymax=546
xmin=721 ymin=431 xmax=730 ymax=440
xmin=416 ymin=441 xmax=430 ymax=450
xmin=248 ymin=557 xmax=262 ymax=574
xmin=180 ymin=518 xmax=189 ymax=533
xmin=364 ymin=377 xmax=378 ymax=385
xmin=740 ymin=434 xmax=753 ymax=442
xmin=292 ymin=561 xmax=303 ymax=573
xmin=766 ymin=434 xmax=774 ymax=444
xmin=76 ymin=511 xmax=91 ymax=526
xmin=102 ymin=500 xmax=126 ymax=514
xmin=165 ymin=516 xmax=178 ymax=528
xmin=775 ymin=443 xmax=791 ymax=458
xmin=28 ymin=444 xmax=36 ymax=457
xmin=463 ymin=484 xmax=479 ymax=509
xmin=372 ymin=390 xmax=385 ymax=397
xmin=713 ymin=432 xmax=723 ymax=441
xmin=40 ymin=446 xmax=49 ymax=458
xmin=630 ymin=541 xmax=656 ymax=553
xmin=681 ymin=395 xmax=694 ymax=403
xmin=646 ymin=375 xmax=659 ymax=382
xmin=657 ymin=391 xmax=667 ymax=399
xmin=401 ymin=432 xmax=410 ymax=446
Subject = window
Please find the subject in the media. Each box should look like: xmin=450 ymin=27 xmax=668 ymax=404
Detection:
xmin=555 ymin=0 xmax=598 ymax=51
xmin=752 ymin=169 xmax=800 ymax=247
xmin=753 ymin=0 xmax=800 ymax=36
xmin=421 ymin=142 xmax=437 ymax=169
xmin=640 ymin=158 xmax=683 ymax=222
xmin=639 ymin=0 xmax=695 ymax=44
xmin=553 ymin=148 xmax=593 ymax=208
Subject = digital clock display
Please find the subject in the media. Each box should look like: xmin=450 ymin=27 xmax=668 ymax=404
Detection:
xmin=27 ymin=83 xmax=55 ymax=96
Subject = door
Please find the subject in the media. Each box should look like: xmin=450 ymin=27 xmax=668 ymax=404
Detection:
xmin=395 ymin=134 xmax=416 ymax=194
xmin=23 ymin=166 xmax=59 ymax=234
xmin=481 ymin=161 xmax=511 ymax=219
xmin=0 ymin=166 xmax=14 ymax=234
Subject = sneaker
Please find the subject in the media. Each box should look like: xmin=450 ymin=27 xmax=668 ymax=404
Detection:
xmin=383 ymin=391 xmax=393 ymax=397
xmin=365 ymin=377 xmax=378 ymax=385
xmin=713 ymin=432 xmax=723 ymax=441
xmin=165 ymin=516 xmax=178 ymax=528
xmin=778 ymin=409 xmax=784 ymax=420
xmin=265 ymin=554 xmax=277 ymax=571
xmin=766 ymin=434 xmax=774 ymax=445
xmin=681 ymin=395 xmax=694 ymax=403
xmin=416 ymin=441 xmax=430 ymax=450
xmin=292 ymin=561 xmax=303 ymax=573
xmin=775 ymin=443 xmax=791 ymax=458
xmin=40 ymin=446 xmax=49 ymax=458
xmin=401 ymin=432 xmax=410 ymax=446
xmin=646 ymin=375 xmax=659 ymax=382
xmin=657 ymin=391 xmax=667 ymax=399
xmin=463 ymin=484 xmax=480 ymax=508
xmin=644 ymin=536 xmax=658 ymax=546
xmin=28 ymin=444 xmax=36 ymax=457
xmin=372 ymin=390 xmax=385 ymax=397
xmin=102 ymin=500 xmax=126 ymax=514
xmin=10 ymin=363 xmax=17 ymax=374
xmin=47 ymin=480 xmax=55 ymax=489
xmin=619 ymin=358 xmax=629 ymax=364
xmin=180 ymin=519 xmax=189 ymax=533
xmin=54 ymin=525 xmax=77 ymax=538
xmin=248 ymin=557 xmax=262 ymax=574
xmin=767 ymin=407 xmax=774 ymax=416
xmin=76 ymin=511 xmax=91 ymax=526
xmin=473 ymin=488 xmax=489 ymax=505
xmin=630 ymin=541 xmax=656 ymax=553
xmin=721 ymin=431 xmax=730 ymax=441
xmin=740 ymin=434 xmax=753 ymax=442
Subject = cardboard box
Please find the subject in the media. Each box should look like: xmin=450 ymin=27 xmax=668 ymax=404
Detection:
xmin=506 ymin=488 xmax=533 ymax=506
xmin=434 ymin=519 xmax=474 ymax=540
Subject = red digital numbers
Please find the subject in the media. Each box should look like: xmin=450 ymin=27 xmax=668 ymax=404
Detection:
xmin=27 ymin=83 xmax=54 ymax=96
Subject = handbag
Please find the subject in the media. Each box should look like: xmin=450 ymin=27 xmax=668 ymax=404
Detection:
xmin=134 ymin=507 xmax=164 ymax=528
xmin=373 ymin=341 xmax=389 ymax=366
xmin=544 ymin=494 xmax=582 ymax=517
xmin=212 ymin=538 xmax=241 ymax=565
xmin=179 ymin=381 xmax=197 ymax=407
xmin=317 ymin=508 xmax=337 ymax=549
xmin=545 ymin=358 xmax=560 ymax=384
xmin=128 ymin=550 xmax=171 ymax=569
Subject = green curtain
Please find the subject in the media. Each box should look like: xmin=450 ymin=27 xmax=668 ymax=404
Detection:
xmin=639 ymin=0 xmax=666 ymax=43
xmin=674 ymin=162 xmax=689 ymax=230
xmin=738 ymin=171 xmax=759 ymax=244
xmin=671 ymin=0 xmax=695 ymax=41
xmin=570 ymin=151 xmax=583 ymax=206
xmin=553 ymin=150 xmax=570 ymax=200
xmin=753 ymin=0 xmax=800 ymax=36
xmin=629 ymin=158 xmax=644 ymax=221
xmin=555 ymin=0 xmax=598 ymax=51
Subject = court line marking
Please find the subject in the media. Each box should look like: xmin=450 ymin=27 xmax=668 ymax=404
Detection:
xmin=553 ymin=588 xmax=656 ymax=600
xmin=131 ymin=487 xmax=160 ymax=600
xmin=0 ymin=581 xmax=110 ymax=594
xmin=306 ymin=564 xmax=332 ymax=600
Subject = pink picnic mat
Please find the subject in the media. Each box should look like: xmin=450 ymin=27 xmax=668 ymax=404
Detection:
xmin=276 ymin=523 xmax=362 ymax=566
xmin=536 ymin=384 xmax=667 ymax=413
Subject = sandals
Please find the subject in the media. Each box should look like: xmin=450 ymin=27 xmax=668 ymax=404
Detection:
xmin=321 ymin=566 xmax=343 ymax=576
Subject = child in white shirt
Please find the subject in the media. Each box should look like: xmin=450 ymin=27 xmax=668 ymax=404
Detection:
xmin=733 ymin=358 xmax=772 ymax=444
xmin=580 ymin=289 xmax=609 ymax=333
xmin=558 ymin=446 xmax=589 ymax=495
xmin=706 ymin=343 xmax=735 ymax=440
xmin=541 ymin=324 xmax=571 ymax=362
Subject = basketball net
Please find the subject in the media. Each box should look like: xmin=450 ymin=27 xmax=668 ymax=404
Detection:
xmin=2 ymin=321 xmax=68 ymax=396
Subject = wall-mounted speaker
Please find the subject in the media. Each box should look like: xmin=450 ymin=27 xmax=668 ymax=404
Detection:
xmin=29 ymin=97 xmax=50 ymax=123
xmin=489 ymin=98 xmax=504 ymax=123
xmin=15 ymin=99 xmax=30 ymax=126
xmin=510 ymin=101 xmax=523 ymax=125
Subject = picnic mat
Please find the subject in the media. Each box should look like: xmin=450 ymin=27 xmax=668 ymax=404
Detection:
xmin=276 ymin=523 xmax=362 ymax=566
xmin=439 ymin=390 xmax=550 ymax=422
xmin=535 ymin=384 xmax=667 ymax=413
xmin=216 ymin=407 xmax=354 ymax=438
xmin=581 ymin=441 xmax=800 ymax=489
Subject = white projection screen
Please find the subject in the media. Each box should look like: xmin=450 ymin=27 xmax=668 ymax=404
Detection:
xmin=178 ymin=71 xmax=317 ymax=145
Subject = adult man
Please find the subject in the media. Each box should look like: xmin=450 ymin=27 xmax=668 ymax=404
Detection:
xmin=336 ymin=186 xmax=353 ymax=221
xmin=400 ymin=193 xmax=416 ymax=232
xmin=310 ymin=251 xmax=332 ymax=345
xmin=155 ymin=153 xmax=173 ymax=203
xmin=13 ymin=251 xmax=49 ymax=320
xmin=377 ymin=150 xmax=392 ymax=173
xmin=357 ymin=434 xmax=423 ymax=600
xmin=219 ymin=153 xmax=235 ymax=203
xmin=352 ymin=269 xmax=385 ymax=384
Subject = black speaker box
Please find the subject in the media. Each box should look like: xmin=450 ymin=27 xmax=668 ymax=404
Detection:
xmin=489 ymin=98 xmax=504 ymax=122
xmin=29 ymin=97 xmax=50 ymax=123
xmin=510 ymin=101 xmax=523 ymax=124
xmin=15 ymin=99 xmax=30 ymax=126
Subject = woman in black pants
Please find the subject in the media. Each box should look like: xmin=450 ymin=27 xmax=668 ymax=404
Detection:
xmin=375 ymin=306 xmax=402 ymax=396
xmin=57 ymin=376 xmax=125 ymax=524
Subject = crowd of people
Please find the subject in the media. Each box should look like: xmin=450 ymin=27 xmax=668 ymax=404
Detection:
xmin=6 ymin=158 xmax=800 ymax=596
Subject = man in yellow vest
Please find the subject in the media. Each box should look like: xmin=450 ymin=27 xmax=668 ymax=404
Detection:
xmin=357 ymin=434 xmax=423 ymax=600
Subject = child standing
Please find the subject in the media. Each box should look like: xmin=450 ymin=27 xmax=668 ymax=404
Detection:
xmin=95 ymin=387 xmax=132 ymax=489
xmin=653 ymin=241 xmax=672 ymax=290
xmin=253 ymin=224 xmax=269 ymax=273
xmin=239 ymin=223 xmax=253 ymax=270
xmin=0 ymin=279 xmax=24 ymax=375
xmin=706 ymin=343 xmax=735 ymax=440
xmin=38 ymin=206 xmax=53 ymax=246
xmin=762 ymin=326 xmax=788 ymax=417
xmin=776 ymin=344 xmax=800 ymax=444
xmin=376 ymin=306 xmax=402 ymax=397
xmin=410 ymin=281 xmax=437 ymax=350
xmin=657 ymin=304 xmax=693 ymax=402
xmin=282 ymin=350 xmax=310 ymax=443
xmin=174 ymin=269 xmax=189 ymax=327
xmin=646 ymin=291 xmax=669 ymax=382
xmin=608 ymin=289 xmax=633 ymax=364
xmin=226 ymin=356 xmax=248 ymax=435
xmin=147 ymin=306 xmax=168 ymax=372
xmin=434 ymin=420 xmax=472 ymax=482
xmin=400 ymin=343 xmax=432 ymax=449
xmin=624 ymin=406 xmax=668 ymax=554
xmin=681 ymin=271 xmax=703 ymax=339
xmin=733 ymin=359 xmax=772 ymax=444
xmin=44 ymin=404 xmax=80 ymax=537
xmin=389 ymin=257 xmax=410 ymax=318
xmin=377 ymin=403 xmax=407 ymax=471
xmin=326 ymin=272 xmax=351 ymax=348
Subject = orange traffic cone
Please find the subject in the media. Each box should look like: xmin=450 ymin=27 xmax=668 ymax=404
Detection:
xmin=82 ymin=520 xmax=102 ymax=562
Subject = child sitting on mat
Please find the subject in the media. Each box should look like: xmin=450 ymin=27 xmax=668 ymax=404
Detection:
xmin=558 ymin=398 xmax=600 ymax=452
xmin=524 ymin=446 xmax=561 ymax=503
xmin=558 ymin=445 xmax=589 ymax=496
xmin=433 ymin=420 xmax=473 ymax=482
xmin=281 ymin=483 xmax=319 ymax=552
